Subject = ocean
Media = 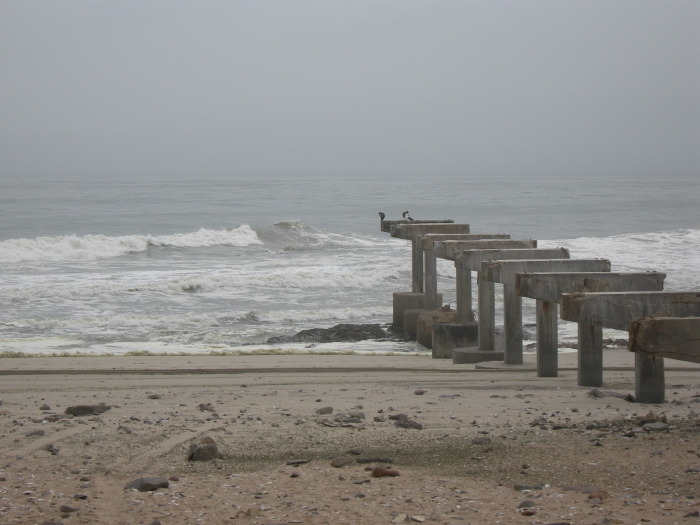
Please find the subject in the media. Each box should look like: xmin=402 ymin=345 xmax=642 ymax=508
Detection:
xmin=1 ymin=173 xmax=698 ymax=357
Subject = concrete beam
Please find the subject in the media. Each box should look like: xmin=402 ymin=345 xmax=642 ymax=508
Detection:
xmin=418 ymin=233 xmax=510 ymax=252
xmin=560 ymin=292 xmax=700 ymax=330
xmin=515 ymin=272 xmax=666 ymax=382
xmin=516 ymin=272 xmax=667 ymax=303
xmin=380 ymin=219 xmax=453 ymax=234
xmin=484 ymin=259 xmax=612 ymax=285
xmin=629 ymin=317 xmax=700 ymax=363
xmin=482 ymin=259 xmax=612 ymax=366
xmin=391 ymin=223 xmax=470 ymax=241
xmin=456 ymin=247 xmax=568 ymax=270
xmin=436 ymin=240 xmax=537 ymax=262
xmin=456 ymin=248 xmax=569 ymax=350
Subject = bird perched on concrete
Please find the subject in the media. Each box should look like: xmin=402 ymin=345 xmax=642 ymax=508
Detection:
xmin=379 ymin=212 xmax=385 ymax=221
xmin=402 ymin=211 xmax=414 ymax=221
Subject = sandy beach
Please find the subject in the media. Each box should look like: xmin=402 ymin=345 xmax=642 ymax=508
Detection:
xmin=2 ymin=350 xmax=700 ymax=525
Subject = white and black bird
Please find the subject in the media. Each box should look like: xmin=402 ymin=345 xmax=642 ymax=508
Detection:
xmin=402 ymin=211 xmax=414 ymax=221
xmin=378 ymin=212 xmax=385 ymax=221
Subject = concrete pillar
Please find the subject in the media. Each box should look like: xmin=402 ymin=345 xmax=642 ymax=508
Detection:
xmin=424 ymin=248 xmax=438 ymax=310
xmin=417 ymin=309 xmax=456 ymax=349
xmin=503 ymin=284 xmax=523 ymax=365
xmin=395 ymin=293 xmax=443 ymax=338
xmin=403 ymin=309 xmax=422 ymax=341
xmin=635 ymin=353 xmax=665 ymax=404
xmin=517 ymin=271 xmax=666 ymax=379
xmin=432 ymin=322 xmax=478 ymax=359
xmin=478 ymin=277 xmax=495 ymax=351
xmin=456 ymin=266 xmax=474 ymax=323
xmin=411 ymin=241 xmax=423 ymax=293
xmin=578 ymin=323 xmax=603 ymax=387
xmin=536 ymin=299 xmax=558 ymax=377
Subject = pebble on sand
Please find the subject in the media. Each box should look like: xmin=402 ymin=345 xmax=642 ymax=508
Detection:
xmin=331 ymin=456 xmax=356 ymax=468
xmin=65 ymin=404 xmax=111 ymax=417
xmin=187 ymin=436 xmax=218 ymax=462
xmin=371 ymin=466 xmax=400 ymax=477
xmin=124 ymin=476 xmax=170 ymax=492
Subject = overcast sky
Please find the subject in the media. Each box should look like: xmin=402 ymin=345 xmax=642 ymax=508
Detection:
xmin=1 ymin=1 xmax=698 ymax=178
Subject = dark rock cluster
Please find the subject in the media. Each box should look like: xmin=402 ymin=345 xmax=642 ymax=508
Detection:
xmin=267 ymin=323 xmax=388 ymax=344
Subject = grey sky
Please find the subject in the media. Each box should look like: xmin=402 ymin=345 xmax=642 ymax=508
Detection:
xmin=1 ymin=1 xmax=698 ymax=178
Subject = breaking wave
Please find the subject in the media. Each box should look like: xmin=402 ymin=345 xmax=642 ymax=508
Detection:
xmin=541 ymin=228 xmax=700 ymax=291
xmin=0 ymin=225 xmax=262 ymax=263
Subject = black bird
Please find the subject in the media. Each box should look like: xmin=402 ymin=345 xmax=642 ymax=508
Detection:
xmin=379 ymin=212 xmax=385 ymax=221
xmin=402 ymin=211 xmax=414 ymax=221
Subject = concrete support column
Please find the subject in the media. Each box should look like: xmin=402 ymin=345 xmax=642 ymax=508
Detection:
xmin=456 ymin=266 xmax=474 ymax=323
xmin=393 ymin=292 xmax=430 ymax=328
xmin=411 ymin=242 xmax=423 ymax=293
xmin=478 ymin=276 xmax=495 ymax=351
xmin=424 ymin=249 xmax=438 ymax=310
xmin=503 ymin=284 xmax=523 ymax=365
xmin=536 ymin=299 xmax=558 ymax=377
xmin=578 ymin=323 xmax=603 ymax=387
xmin=432 ymin=322 xmax=478 ymax=359
xmin=635 ymin=352 xmax=665 ymax=404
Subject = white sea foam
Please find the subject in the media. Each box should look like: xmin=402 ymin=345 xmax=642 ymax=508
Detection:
xmin=0 ymin=225 xmax=262 ymax=263
xmin=1 ymin=339 xmax=425 ymax=356
xmin=240 ymin=306 xmax=391 ymax=324
xmin=541 ymin=228 xmax=700 ymax=290
xmin=0 ymin=263 xmax=406 ymax=304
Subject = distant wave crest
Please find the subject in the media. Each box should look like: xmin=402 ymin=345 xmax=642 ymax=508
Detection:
xmin=257 ymin=221 xmax=390 ymax=251
xmin=541 ymin=228 xmax=700 ymax=290
xmin=0 ymin=225 xmax=262 ymax=263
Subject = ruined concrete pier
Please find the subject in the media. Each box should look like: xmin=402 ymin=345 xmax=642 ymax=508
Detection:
xmin=391 ymin=223 xmax=470 ymax=293
xmin=561 ymin=292 xmax=700 ymax=402
xmin=383 ymin=222 xmax=470 ymax=338
xmin=378 ymin=218 xmax=697 ymax=404
xmin=432 ymin=242 xmax=553 ymax=361
xmin=443 ymin=244 xmax=543 ymax=335
xmin=421 ymin=234 xmax=510 ymax=312
xmin=454 ymin=246 xmax=569 ymax=363
xmin=515 ymin=272 xmax=666 ymax=380
xmin=483 ymin=258 xmax=611 ymax=365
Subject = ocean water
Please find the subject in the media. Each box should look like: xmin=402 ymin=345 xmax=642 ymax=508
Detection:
xmin=1 ymin=173 xmax=698 ymax=356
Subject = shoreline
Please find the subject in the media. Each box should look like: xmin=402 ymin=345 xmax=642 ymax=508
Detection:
xmin=2 ymin=347 xmax=700 ymax=372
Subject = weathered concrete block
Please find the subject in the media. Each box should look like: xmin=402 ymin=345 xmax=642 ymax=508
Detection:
xmin=453 ymin=348 xmax=505 ymax=364
xmin=629 ymin=316 xmax=700 ymax=362
xmin=432 ymin=322 xmax=479 ymax=359
xmin=560 ymin=292 xmax=700 ymax=330
xmin=403 ymin=309 xmax=423 ymax=341
xmin=416 ymin=309 xmax=457 ymax=349
xmin=381 ymin=219 xmax=453 ymax=234
xmin=393 ymin=292 xmax=442 ymax=328
xmin=391 ymin=223 xmax=469 ymax=240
